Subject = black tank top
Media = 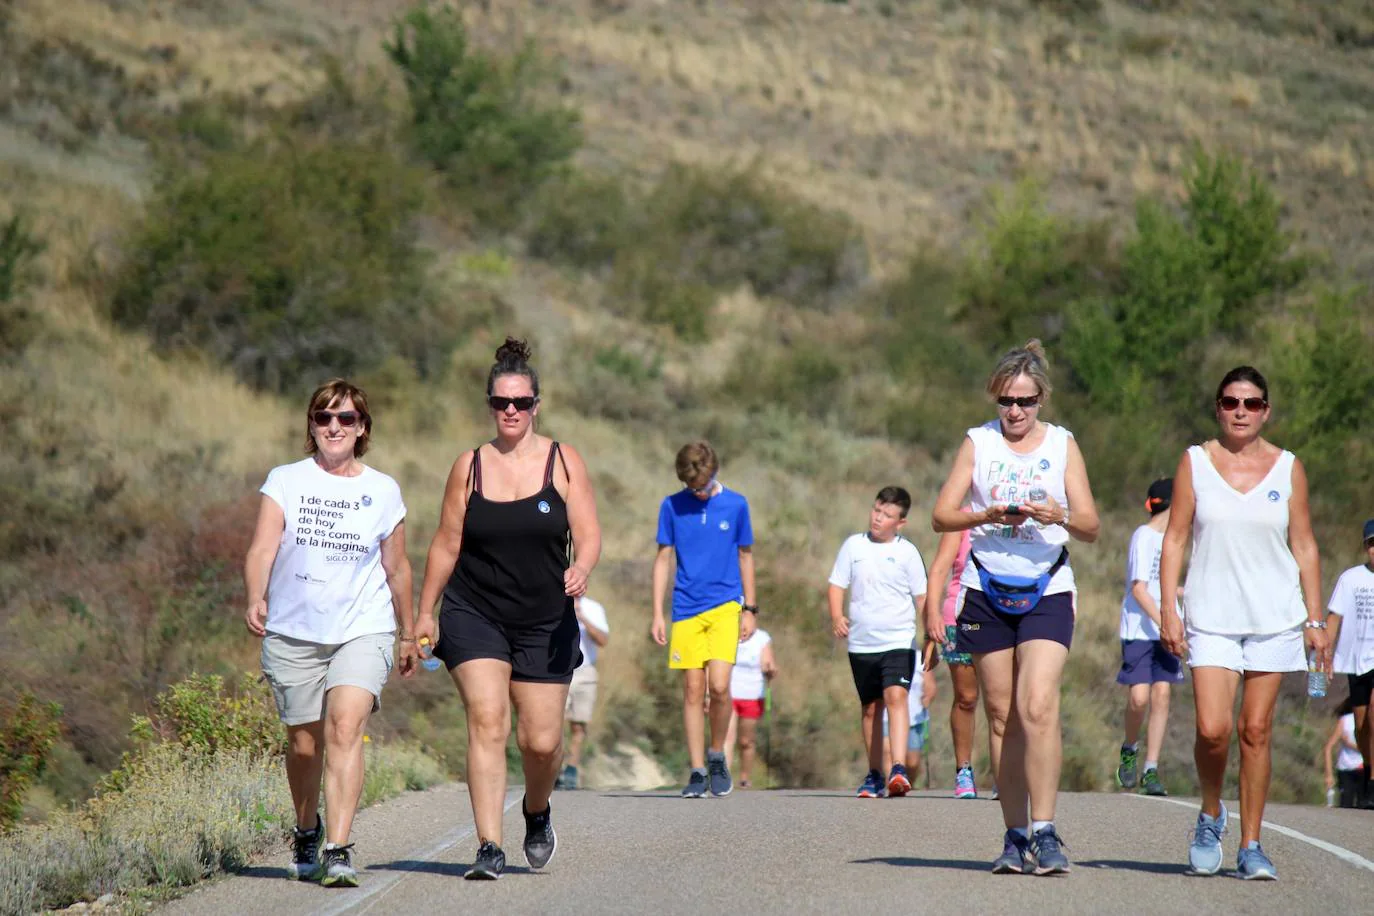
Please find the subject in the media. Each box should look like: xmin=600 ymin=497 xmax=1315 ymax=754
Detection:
xmin=445 ymin=442 xmax=573 ymax=626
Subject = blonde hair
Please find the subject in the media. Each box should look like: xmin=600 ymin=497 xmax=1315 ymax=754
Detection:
xmin=675 ymin=441 xmax=719 ymax=485
xmin=305 ymin=379 xmax=372 ymax=458
xmin=986 ymin=339 xmax=1052 ymax=402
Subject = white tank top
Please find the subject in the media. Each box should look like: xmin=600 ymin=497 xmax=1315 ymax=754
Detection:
xmin=959 ymin=421 xmax=1075 ymax=595
xmin=730 ymin=629 xmax=771 ymax=700
xmin=1183 ymin=445 xmax=1305 ymax=636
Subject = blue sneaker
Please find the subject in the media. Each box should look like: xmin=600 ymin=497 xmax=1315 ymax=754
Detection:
xmin=954 ymin=764 xmax=977 ymax=799
xmin=1187 ymin=804 xmax=1227 ymax=876
xmin=887 ymin=763 xmax=911 ymax=797
xmin=1029 ymin=825 xmax=1070 ymax=875
xmin=856 ymin=770 xmax=886 ymax=798
xmin=681 ymin=769 xmax=707 ymax=798
xmin=992 ymin=829 xmax=1032 ymax=874
xmin=707 ymin=751 xmax=732 ymax=797
xmin=1236 ymin=843 xmax=1277 ymax=881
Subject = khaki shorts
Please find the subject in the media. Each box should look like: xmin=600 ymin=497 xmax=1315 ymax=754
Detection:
xmin=565 ymin=664 xmax=598 ymax=723
xmin=261 ymin=631 xmax=394 ymax=726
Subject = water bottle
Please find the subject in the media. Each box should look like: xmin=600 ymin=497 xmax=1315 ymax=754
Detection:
xmin=1327 ymin=786 xmax=1337 ymax=807
xmin=1306 ymin=650 xmax=1327 ymax=698
xmin=418 ymin=636 xmax=442 ymax=672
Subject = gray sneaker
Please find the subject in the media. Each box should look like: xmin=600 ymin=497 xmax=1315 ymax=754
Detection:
xmin=1139 ymin=768 xmax=1167 ymax=796
xmin=522 ymin=797 xmax=557 ymax=869
xmin=707 ymin=751 xmax=733 ymax=797
xmin=1029 ymin=826 xmax=1070 ymax=875
xmin=1187 ymin=804 xmax=1227 ymax=876
xmin=320 ymin=843 xmax=357 ymax=888
xmin=288 ymin=816 xmax=323 ymax=881
xmin=681 ymin=769 xmax=708 ymax=798
xmin=991 ymin=829 xmax=1032 ymax=874
xmin=1236 ymin=843 xmax=1277 ymax=881
xmin=1116 ymin=745 xmax=1139 ymax=789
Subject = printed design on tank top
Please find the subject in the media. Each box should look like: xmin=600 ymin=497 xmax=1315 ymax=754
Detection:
xmin=985 ymin=456 xmax=1054 ymax=543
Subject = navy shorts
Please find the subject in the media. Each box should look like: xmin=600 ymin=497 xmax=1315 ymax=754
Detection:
xmin=434 ymin=595 xmax=582 ymax=683
xmin=1116 ymin=639 xmax=1184 ymax=685
xmin=955 ymin=588 xmax=1074 ymax=653
xmin=1349 ymin=669 xmax=1374 ymax=708
xmin=849 ymin=648 xmax=916 ymax=706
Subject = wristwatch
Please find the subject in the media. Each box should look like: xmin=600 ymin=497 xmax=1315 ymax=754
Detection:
xmin=1304 ymin=619 xmax=1327 ymax=629
xmin=742 ymin=604 xmax=760 ymax=616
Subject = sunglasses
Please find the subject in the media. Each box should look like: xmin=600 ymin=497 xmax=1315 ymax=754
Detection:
xmin=488 ymin=395 xmax=538 ymax=412
xmin=1217 ymin=396 xmax=1268 ymax=411
xmin=312 ymin=410 xmax=361 ymax=427
xmin=996 ymin=396 xmax=1041 ymax=409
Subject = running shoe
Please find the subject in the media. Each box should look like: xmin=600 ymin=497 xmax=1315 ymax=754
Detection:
xmin=991 ymin=785 xmax=999 ymax=801
xmin=1029 ymin=825 xmax=1070 ymax=875
xmin=466 ymin=841 xmax=506 ymax=880
xmin=707 ymin=751 xmax=733 ymax=797
xmin=887 ymin=763 xmax=911 ymax=797
xmin=1236 ymin=843 xmax=1277 ymax=881
xmin=320 ymin=843 xmax=358 ymax=888
xmin=522 ymin=797 xmax=557 ymax=869
xmin=288 ymin=816 xmax=323 ymax=881
xmin=991 ymin=829 xmax=1032 ymax=874
xmin=954 ymin=764 xmax=977 ymax=799
xmin=1186 ymin=804 xmax=1227 ymax=876
xmin=560 ymin=764 xmax=579 ymax=790
xmin=856 ymin=770 xmax=886 ymax=798
xmin=681 ymin=769 xmax=708 ymax=798
xmin=1116 ymin=745 xmax=1139 ymax=789
xmin=1139 ymin=768 xmax=1167 ymax=797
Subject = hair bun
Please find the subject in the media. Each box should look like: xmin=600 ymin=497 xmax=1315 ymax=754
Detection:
xmin=495 ymin=336 xmax=532 ymax=363
xmin=1023 ymin=338 xmax=1047 ymax=361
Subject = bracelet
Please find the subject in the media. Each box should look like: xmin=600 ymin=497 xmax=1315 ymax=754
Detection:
xmin=742 ymin=604 xmax=759 ymax=615
xmin=1304 ymin=619 xmax=1327 ymax=630
xmin=399 ymin=635 xmax=417 ymax=642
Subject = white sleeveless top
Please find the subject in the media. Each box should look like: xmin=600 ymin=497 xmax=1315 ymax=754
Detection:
xmin=730 ymin=628 xmax=771 ymax=700
xmin=1183 ymin=445 xmax=1305 ymax=636
xmin=959 ymin=421 xmax=1075 ymax=595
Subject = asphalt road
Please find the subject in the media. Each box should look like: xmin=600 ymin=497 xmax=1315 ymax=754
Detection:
xmin=163 ymin=785 xmax=1374 ymax=915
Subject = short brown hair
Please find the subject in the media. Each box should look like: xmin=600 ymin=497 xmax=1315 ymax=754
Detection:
xmin=675 ymin=441 xmax=719 ymax=486
xmin=305 ymin=379 xmax=373 ymax=458
xmin=986 ymin=338 xmax=1052 ymax=403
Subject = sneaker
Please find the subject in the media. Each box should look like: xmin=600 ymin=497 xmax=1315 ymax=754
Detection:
xmin=288 ymin=816 xmax=323 ymax=881
xmin=991 ymin=785 xmax=999 ymax=801
xmin=1186 ymin=804 xmax=1227 ymax=876
xmin=1029 ymin=826 xmax=1070 ymax=875
xmin=707 ymin=751 xmax=733 ymax=797
xmin=561 ymin=764 xmax=579 ymax=791
xmin=856 ymin=770 xmax=886 ymax=798
xmin=887 ymin=763 xmax=912 ymax=797
xmin=991 ymin=830 xmax=1032 ymax=874
xmin=954 ymin=764 xmax=977 ymax=799
xmin=522 ymin=797 xmax=557 ymax=869
xmin=1116 ymin=745 xmax=1139 ymax=789
xmin=1139 ymin=768 xmax=1167 ymax=797
xmin=319 ymin=843 xmax=357 ymax=888
xmin=465 ymin=841 xmax=505 ymax=880
xmin=681 ymin=769 xmax=708 ymax=798
xmin=1236 ymin=843 xmax=1277 ymax=881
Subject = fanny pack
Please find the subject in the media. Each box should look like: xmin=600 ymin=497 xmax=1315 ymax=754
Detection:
xmin=969 ymin=548 xmax=1069 ymax=615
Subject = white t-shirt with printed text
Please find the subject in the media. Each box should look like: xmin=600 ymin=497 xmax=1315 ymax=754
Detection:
xmin=1120 ymin=525 xmax=1164 ymax=641
xmin=1329 ymin=564 xmax=1374 ymax=676
xmin=261 ymin=458 xmax=406 ymax=644
xmin=829 ymin=533 xmax=928 ymax=653
xmin=730 ymin=628 xmax=772 ymax=700
xmin=575 ymin=596 xmax=610 ymax=670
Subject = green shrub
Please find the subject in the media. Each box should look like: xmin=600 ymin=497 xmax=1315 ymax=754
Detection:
xmin=125 ymin=673 xmax=282 ymax=764
xmin=0 ymin=692 xmax=62 ymax=830
xmin=0 ymin=212 xmax=43 ymax=356
xmin=385 ymin=3 xmax=581 ymax=223
xmin=524 ymin=171 xmax=631 ymax=268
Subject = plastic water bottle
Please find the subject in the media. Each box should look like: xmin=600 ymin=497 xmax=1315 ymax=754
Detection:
xmin=1307 ymin=650 xmax=1327 ymax=698
xmin=418 ymin=637 xmax=442 ymax=672
xmin=1327 ymin=786 xmax=1337 ymax=807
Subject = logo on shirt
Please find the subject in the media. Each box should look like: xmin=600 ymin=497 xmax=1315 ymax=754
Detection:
xmin=886 ymin=556 xmax=896 ymax=563
xmin=538 ymin=500 xmax=551 ymax=514
xmin=1039 ymin=459 xmax=1051 ymax=471
xmin=1267 ymin=490 xmax=1280 ymax=502
xmin=719 ymin=521 xmax=730 ymax=531
xmin=899 ymin=677 xmax=910 ymax=685
xmin=361 ymin=495 xmax=372 ymax=507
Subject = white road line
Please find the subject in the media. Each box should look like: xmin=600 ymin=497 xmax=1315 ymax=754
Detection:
xmin=1130 ymin=793 xmax=1374 ymax=875
xmin=317 ymin=789 xmax=523 ymax=916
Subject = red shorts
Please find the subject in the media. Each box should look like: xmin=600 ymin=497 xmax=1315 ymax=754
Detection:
xmin=732 ymin=698 xmax=764 ymax=720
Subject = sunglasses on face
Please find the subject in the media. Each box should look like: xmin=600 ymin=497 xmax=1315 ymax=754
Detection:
xmin=488 ymin=395 xmax=538 ymax=412
xmin=996 ymin=396 xmax=1041 ymax=409
xmin=312 ymin=410 xmax=360 ymax=427
xmin=1217 ymin=396 xmax=1268 ymax=411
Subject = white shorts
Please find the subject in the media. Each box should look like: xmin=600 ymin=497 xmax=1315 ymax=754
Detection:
xmin=261 ymin=631 xmax=394 ymax=726
xmin=1186 ymin=624 xmax=1306 ymax=674
xmin=565 ymin=664 xmax=598 ymax=723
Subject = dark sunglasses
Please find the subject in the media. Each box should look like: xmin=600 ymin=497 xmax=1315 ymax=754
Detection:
xmin=488 ymin=395 xmax=538 ymax=412
xmin=312 ymin=410 xmax=361 ymax=427
xmin=996 ymin=396 xmax=1041 ymax=409
xmin=1217 ymin=396 xmax=1267 ymax=411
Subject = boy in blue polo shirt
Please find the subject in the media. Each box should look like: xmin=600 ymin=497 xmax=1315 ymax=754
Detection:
xmin=651 ymin=441 xmax=757 ymax=798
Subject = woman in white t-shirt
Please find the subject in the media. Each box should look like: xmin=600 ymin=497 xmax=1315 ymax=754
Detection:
xmin=1325 ymin=520 xmax=1374 ymax=786
xmin=243 ymin=379 xmax=415 ymax=887
xmin=723 ymin=626 xmax=777 ymax=788
xmin=1159 ymin=365 xmax=1328 ymax=881
xmin=931 ymin=340 xmax=1100 ymax=876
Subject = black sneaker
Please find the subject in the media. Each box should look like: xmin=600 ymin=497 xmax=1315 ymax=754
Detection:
xmin=681 ymin=769 xmax=708 ymax=798
xmin=288 ymin=816 xmax=323 ymax=881
xmin=320 ymin=843 xmax=358 ymax=888
xmin=707 ymin=751 xmax=733 ymax=797
xmin=523 ymin=797 xmax=557 ymax=869
xmin=465 ymin=841 xmax=506 ymax=880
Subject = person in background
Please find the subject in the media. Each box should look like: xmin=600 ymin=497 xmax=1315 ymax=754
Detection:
xmin=724 ymin=623 xmax=777 ymax=788
xmin=558 ymin=595 xmax=610 ymax=791
xmin=883 ymin=642 xmax=939 ymax=786
xmin=1324 ymin=696 xmax=1366 ymax=809
xmin=1325 ymin=519 xmax=1374 ymax=804
xmin=924 ymin=520 xmax=984 ymax=799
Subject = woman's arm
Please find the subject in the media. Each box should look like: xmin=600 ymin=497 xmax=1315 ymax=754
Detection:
xmin=1058 ymin=437 xmax=1100 ymax=543
xmin=1288 ymin=456 xmax=1328 ymax=669
xmin=1159 ymin=452 xmax=1193 ymax=658
xmin=415 ymin=452 xmax=474 ymax=642
xmin=380 ymin=521 xmax=417 ymax=676
xmin=922 ymin=531 xmax=961 ymax=646
xmin=560 ymin=444 xmax=601 ymax=597
xmin=243 ymin=495 xmax=286 ymax=636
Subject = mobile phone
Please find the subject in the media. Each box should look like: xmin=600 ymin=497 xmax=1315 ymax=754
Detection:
xmin=1004 ymin=504 xmax=1022 ymax=515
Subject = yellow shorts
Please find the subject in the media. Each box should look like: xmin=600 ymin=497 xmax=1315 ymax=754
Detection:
xmin=668 ymin=601 xmax=741 ymax=669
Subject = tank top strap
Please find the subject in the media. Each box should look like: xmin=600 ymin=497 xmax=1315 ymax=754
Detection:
xmin=543 ymin=442 xmax=563 ymax=489
xmin=469 ymin=447 xmax=484 ymax=496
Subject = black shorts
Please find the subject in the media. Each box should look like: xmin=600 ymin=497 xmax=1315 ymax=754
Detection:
xmin=848 ymin=649 xmax=916 ymax=706
xmin=956 ymin=588 xmax=1075 ymax=654
xmin=1349 ymin=669 xmax=1374 ymax=708
xmin=434 ymin=595 xmax=582 ymax=683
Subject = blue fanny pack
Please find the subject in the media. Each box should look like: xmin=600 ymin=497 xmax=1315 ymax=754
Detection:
xmin=969 ymin=548 xmax=1069 ymax=615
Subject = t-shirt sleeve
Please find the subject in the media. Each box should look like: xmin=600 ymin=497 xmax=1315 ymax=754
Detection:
xmin=906 ymin=545 xmax=928 ymax=597
xmin=582 ymin=599 xmax=610 ymax=632
xmin=1125 ymin=529 xmax=1150 ymax=584
xmin=828 ymin=537 xmax=854 ymax=589
xmin=736 ymin=498 xmax=755 ymax=547
xmin=758 ymin=629 xmax=771 ymax=648
xmin=259 ymin=465 xmax=287 ymax=510
xmin=382 ymin=478 xmax=407 ymax=539
xmin=656 ymin=498 xmax=675 ymax=547
xmin=1328 ymin=572 xmax=1352 ymax=617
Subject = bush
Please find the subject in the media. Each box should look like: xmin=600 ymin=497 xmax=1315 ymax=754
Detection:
xmin=125 ymin=673 xmax=282 ymax=765
xmin=0 ymin=212 xmax=43 ymax=355
xmin=385 ymin=3 xmax=581 ymax=223
xmin=0 ymin=692 xmax=62 ymax=829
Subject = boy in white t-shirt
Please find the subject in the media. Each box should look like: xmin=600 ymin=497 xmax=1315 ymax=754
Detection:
xmin=1114 ymin=478 xmax=1183 ymax=797
xmin=828 ymin=486 xmax=928 ymax=799
xmin=1326 ymin=518 xmax=1374 ymax=790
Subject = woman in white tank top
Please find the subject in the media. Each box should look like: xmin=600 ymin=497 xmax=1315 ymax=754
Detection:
xmin=931 ymin=340 xmax=1100 ymax=875
xmin=1158 ymin=366 xmax=1328 ymax=881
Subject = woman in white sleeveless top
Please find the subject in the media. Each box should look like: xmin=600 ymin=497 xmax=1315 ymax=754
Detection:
xmin=931 ymin=340 xmax=1100 ymax=876
xmin=1159 ymin=365 xmax=1328 ymax=881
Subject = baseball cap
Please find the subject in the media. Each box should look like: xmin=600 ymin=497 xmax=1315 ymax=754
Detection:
xmin=1364 ymin=519 xmax=1374 ymax=544
xmin=1146 ymin=478 xmax=1173 ymax=515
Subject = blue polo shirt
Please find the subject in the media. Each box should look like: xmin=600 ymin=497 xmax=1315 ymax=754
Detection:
xmin=657 ymin=485 xmax=754 ymax=621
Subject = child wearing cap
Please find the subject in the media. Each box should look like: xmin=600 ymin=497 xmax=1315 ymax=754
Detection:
xmin=1325 ymin=519 xmax=1374 ymax=800
xmin=1114 ymin=478 xmax=1184 ymax=796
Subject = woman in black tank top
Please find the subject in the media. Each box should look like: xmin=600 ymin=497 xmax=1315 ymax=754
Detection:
xmin=416 ymin=338 xmax=601 ymax=880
